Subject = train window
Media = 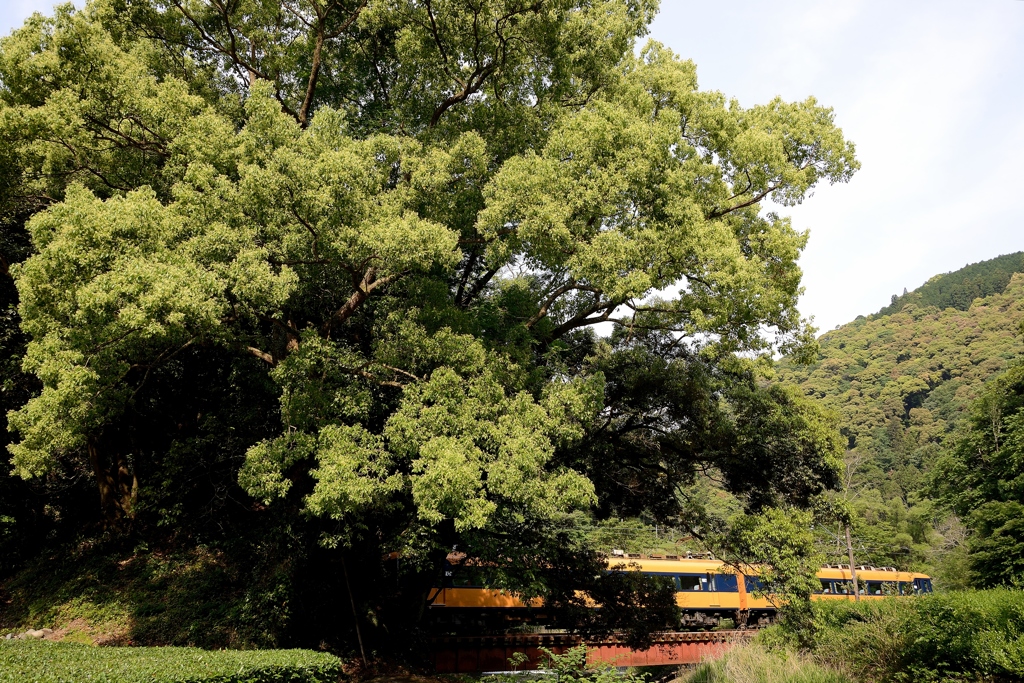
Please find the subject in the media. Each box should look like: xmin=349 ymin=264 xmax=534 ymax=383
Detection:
xmin=834 ymin=581 xmax=853 ymax=595
xmin=744 ymin=576 xmax=766 ymax=593
xmin=677 ymin=574 xmax=704 ymax=591
xmin=818 ymin=580 xmax=834 ymax=594
xmin=898 ymin=581 xmax=911 ymax=595
xmin=864 ymin=581 xmax=897 ymax=595
xmin=913 ymin=578 xmax=933 ymax=594
xmin=450 ymin=568 xmax=492 ymax=588
xmin=714 ymin=574 xmax=739 ymax=592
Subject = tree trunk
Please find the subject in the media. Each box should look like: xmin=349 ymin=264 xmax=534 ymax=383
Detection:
xmin=845 ymin=524 xmax=860 ymax=602
xmin=87 ymin=437 xmax=138 ymax=526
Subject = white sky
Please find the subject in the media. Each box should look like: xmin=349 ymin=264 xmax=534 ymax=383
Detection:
xmin=650 ymin=0 xmax=1024 ymax=330
xmin=3 ymin=0 xmax=1023 ymax=331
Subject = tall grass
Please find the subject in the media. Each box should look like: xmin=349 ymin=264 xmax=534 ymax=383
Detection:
xmin=685 ymin=643 xmax=851 ymax=683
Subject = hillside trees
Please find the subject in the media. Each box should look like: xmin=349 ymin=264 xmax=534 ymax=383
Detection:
xmin=2 ymin=0 xmax=856 ymax=635
xmin=777 ymin=273 xmax=1024 ymax=574
xmin=877 ymin=252 xmax=1024 ymax=317
xmin=935 ymin=363 xmax=1024 ymax=586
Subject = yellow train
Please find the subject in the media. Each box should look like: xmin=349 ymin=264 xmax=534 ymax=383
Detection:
xmin=429 ymin=554 xmax=933 ymax=630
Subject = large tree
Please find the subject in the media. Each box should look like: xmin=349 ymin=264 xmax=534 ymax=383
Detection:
xmin=2 ymin=0 xmax=853 ymax=634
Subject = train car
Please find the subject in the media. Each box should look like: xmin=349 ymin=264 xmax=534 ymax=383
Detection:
xmin=816 ymin=563 xmax=933 ymax=598
xmin=427 ymin=554 xmax=933 ymax=631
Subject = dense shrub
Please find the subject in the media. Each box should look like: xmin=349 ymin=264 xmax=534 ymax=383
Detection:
xmin=0 ymin=641 xmax=341 ymax=683
xmin=780 ymin=590 xmax=1024 ymax=682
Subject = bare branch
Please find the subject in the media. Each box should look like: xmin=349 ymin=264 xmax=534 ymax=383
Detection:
xmin=246 ymin=346 xmax=276 ymax=365
xmin=375 ymin=364 xmax=422 ymax=383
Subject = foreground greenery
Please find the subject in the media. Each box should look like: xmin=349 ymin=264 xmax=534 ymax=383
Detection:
xmin=0 ymin=641 xmax=340 ymax=683
xmin=767 ymin=590 xmax=1024 ymax=683
xmin=685 ymin=643 xmax=850 ymax=683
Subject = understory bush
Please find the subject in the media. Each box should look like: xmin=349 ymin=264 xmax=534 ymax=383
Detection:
xmin=774 ymin=589 xmax=1024 ymax=682
xmin=0 ymin=640 xmax=341 ymax=683
xmin=0 ymin=540 xmax=300 ymax=648
xmin=684 ymin=642 xmax=850 ymax=683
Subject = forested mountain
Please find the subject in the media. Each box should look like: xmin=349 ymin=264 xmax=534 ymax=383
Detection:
xmin=876 ymin=252 xmax=1024 ymax=316
xmin=778 ymin=259 xmax=1024 ymax=583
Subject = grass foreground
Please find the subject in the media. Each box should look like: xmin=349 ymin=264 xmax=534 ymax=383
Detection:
xmin=683 ymin=643 xmax=850 ymax=683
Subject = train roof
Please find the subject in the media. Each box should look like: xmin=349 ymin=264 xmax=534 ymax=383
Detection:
xmin=604 ymin=553 xmax=736 ymax=574
xmin=602 ymin=554 xmax=931 ymax=579
xmin=445 ymin=552 xmax=932 ymax=580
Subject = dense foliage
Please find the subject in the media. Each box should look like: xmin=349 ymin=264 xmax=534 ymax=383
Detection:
xmin=777 ymin=270 xmax=1024 ymax=576
xmin=0 ymin=0 xmax=856 ymax=648
xmin=935 ymin=363 xmax=1024 ymax=587
xmin=876 ymin=252 xmax=1024 ymax=316
xmin=0 ymin=641 xmax=341 ymax=683
xmin=787 ymin=590 xmax=1024 ymax=683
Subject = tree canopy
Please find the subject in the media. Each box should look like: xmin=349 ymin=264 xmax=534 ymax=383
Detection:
xmin=1 ymin=0 xmax=856 ymax=642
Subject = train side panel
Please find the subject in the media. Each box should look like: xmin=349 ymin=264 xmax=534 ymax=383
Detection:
xmin=427 ymin=557 xmax=933 ymax=631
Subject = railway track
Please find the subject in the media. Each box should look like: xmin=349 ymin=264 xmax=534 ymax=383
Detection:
xmin=429 ymin=630 xmax=755 ymax=672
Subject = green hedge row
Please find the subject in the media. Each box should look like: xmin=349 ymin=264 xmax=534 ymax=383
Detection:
xmin=0 ymin=641 xmax=341 ymax=683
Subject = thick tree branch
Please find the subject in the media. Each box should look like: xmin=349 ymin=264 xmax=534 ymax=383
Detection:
xmin=707 ymin=184 xmax=779 ymax=219
xmin=546 ymin=299 xmax=620 ymax=341
xmin=322 ymin=267 xmax=403 ymax=333
xmin=454 ymin=248 xmax=480 ymax=305
xmin=459 ymin=265 xmax=500 ymax=307
xmin=297 ymin=0 xmax=367 ymax=126
xmin=298 ymin=29 xmax=325 ymax=127
xmin=526 ymin=280 xmax=604 ymax=328
xmin=429 ymin=64 xmax=496 ymax=128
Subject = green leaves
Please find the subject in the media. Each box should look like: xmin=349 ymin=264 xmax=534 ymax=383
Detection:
xmin=476 ymin=42 xmax=855 ymax=353
xmin=723 ymin=506 xmax=822 ymax=602
xmin=306 ymin=425 xmax=403 ymax=521
xmin=9 ymin=185 xmax=243 ymax=476
xmin=240 ymin=322 xmax=600 ymax=533
xmin=387 ymin=360 xmax=598 ymax=531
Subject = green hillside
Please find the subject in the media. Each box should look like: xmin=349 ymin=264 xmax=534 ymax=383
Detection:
xmin=778 ymin=266 xmax=1024 ymax=578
